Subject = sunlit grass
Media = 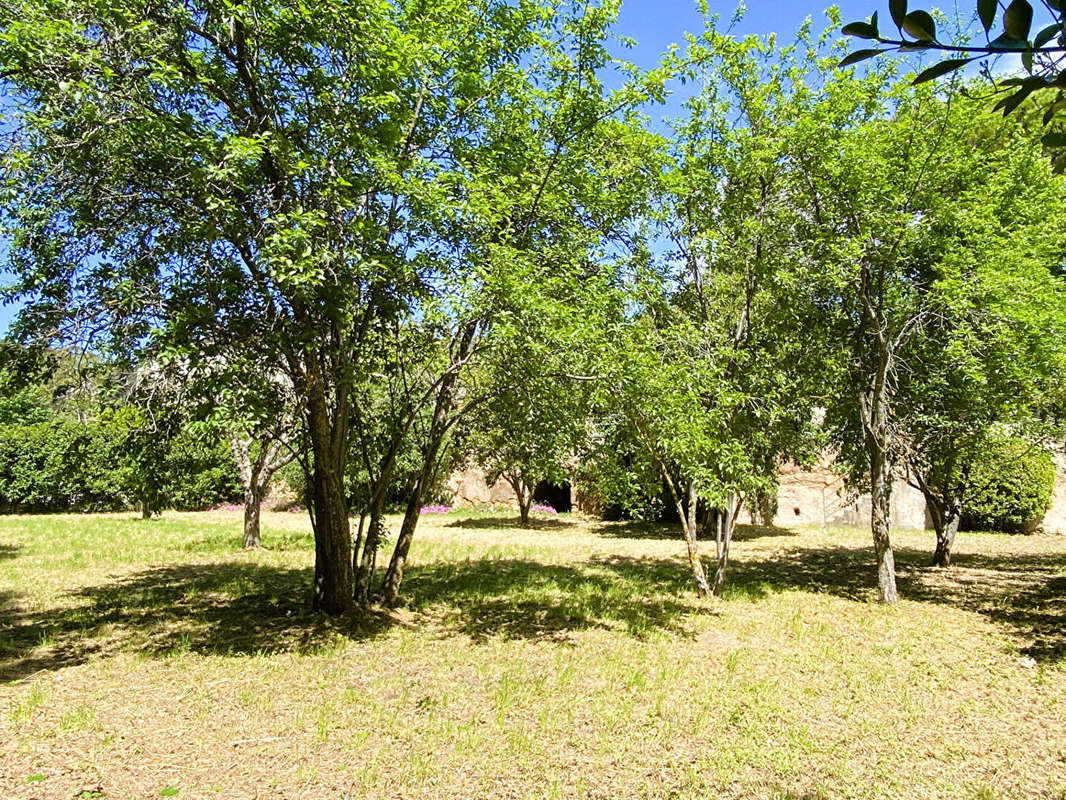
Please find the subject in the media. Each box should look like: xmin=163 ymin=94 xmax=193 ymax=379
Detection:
xmin=0 ymin=510 xmax=1064 ymax=799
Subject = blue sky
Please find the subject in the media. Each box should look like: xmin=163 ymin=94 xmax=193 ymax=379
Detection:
xmin=0 ymin=0 xmax=946 ymax=337
xmin=615 ymin=0 xmax=876 ymax=69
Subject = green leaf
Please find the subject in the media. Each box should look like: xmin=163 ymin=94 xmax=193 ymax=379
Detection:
xmin=159 ymin=788 xmax=179 ymax=797
xmin=1023 ymin=47 xmax=1034 ymax=73
xmin=841 ymin=21 xmax=880 ymax=39
xmin=890 ymin=0 xmax=908 ymax=28
xmin=988 ymin=33 xmax=1028 ymax=49
xmin=912 ymin=58 xmax=973 ymax=84
xmin=1042 ymin=130 xmax=1066 ymax=146
xmin=1033 ymin=22 xmax=1061 ymax=49
xmin=902 ymin=10 xmax=937 ymax=41
xmin=838 ymin=48 xmax=887 ymax=67
xmin=993 ymin=85 xmax=1034 ymax=114
xmin=978 ymin=0 xmax=997 ymax=34
xmin=1003 ymin=0 xmax=1034 ymax=41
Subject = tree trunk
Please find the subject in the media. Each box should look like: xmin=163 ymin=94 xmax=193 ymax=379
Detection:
xmin=243 ymin=488 xmax=262 ymax=549
xmin=712 ymin=493 xmax=741 ymax=597
xmin=516 ymin=479 xmax=532 ymax=527
xmin=683 ymin=480 xmax=711 ymax=597
xmin=932 ymin=512 xmax=959 ymax=568
xmin=650 ymin=461 xmax=710 ymax=598
xmin=354 ymin=498 xmax=385 ymax=606
xmin=869 ymin=452 xmax=898 ymax=603
xmin=306 ymin=380 xmax=353 ymax=615
xmin=379 ymin=430 xmax=447 ymax=606
xmin=380 ymin=486 xmax=421 ymax=606
xmin=141 ymin=497 xmax=151 ymax=520
xmin=378 ymin=321 xmax=478 ymax=607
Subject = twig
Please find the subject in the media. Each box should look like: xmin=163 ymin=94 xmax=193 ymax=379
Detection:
xmin=230 ymin=735 xmax=285 ymax=747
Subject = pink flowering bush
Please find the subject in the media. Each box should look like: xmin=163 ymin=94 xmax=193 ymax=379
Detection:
xmin=531 ymin=503 xmax=557 ymax=515
xmin=419 ymin=504 xmax=452 ymax=515
xmin=212 ymin=503 xmax=244 ymax=512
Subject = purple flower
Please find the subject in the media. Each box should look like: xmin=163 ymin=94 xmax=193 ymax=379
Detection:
xmin=419 ymin=504 xmax=452 ymax=515
xmin=531 ymin=504 xmax=557 ymax=515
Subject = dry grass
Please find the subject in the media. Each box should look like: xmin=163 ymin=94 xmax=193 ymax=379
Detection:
xmin=1 ymin=509 xmax=1065 ymax=799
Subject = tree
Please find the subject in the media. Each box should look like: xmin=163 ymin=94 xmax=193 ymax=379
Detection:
xmin=581 ymin=24 xmax=825 ymax=599
xmin=896 ymin=259 xmax=1066 ymax=565
xmin=183 ymin=357 xmax=301 ymax=549
xmin=466 ymin=365 xmax=587 ymax=527
xmin=227 ymin=422 xmax=294 ymax=549
xmin=0 ymin=0 xmax=646 ymax=612
xmin=788 ymin=64 xmax=1066 ymax=600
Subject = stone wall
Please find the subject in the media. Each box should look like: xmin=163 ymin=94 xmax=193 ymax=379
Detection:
xmin=1042 ymin=451 xmax=1066 ymax=534
xmin=762 ymin=458 xmax=928 ymax=530
xmin=445 ymin=468 xmax=516 ymax=508
xmin=445 ymin=454 xmax=1066 ymax=532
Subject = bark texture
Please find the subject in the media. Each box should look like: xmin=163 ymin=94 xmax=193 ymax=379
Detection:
xmin=306 ymin=374 xmax=353 ymax=615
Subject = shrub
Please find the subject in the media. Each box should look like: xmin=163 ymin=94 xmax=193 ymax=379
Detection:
xmin=0 ymin=420 xmax=241 ymax=513
xmin=961 ymin=438 xmax=1055 ymax=533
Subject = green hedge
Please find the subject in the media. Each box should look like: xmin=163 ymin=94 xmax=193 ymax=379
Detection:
xmin=0 ymin=421 xmax=241 ymax=513
xmin=961 ymin=439 xmax=1055 ymax=533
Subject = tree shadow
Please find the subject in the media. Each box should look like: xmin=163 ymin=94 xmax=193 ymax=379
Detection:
xmin=0 ymin=543 xmax=21 ymax=560
xmin=400 ymin=554 xmax=696 ymax=643
xmin=0 ymin=552 xmax=698 ymax=681
xmin=0 ymin=563 xmax=395 ymax=682
xmin=726 ymin=543 xmax=1066 ymax=663
xmin=588 ymin=520 xmax=798 ymax=542
xmin=444 ymin=515 xmax=573 ymax=531
xmin=2 ymin=527 xmax=1064 ymax=681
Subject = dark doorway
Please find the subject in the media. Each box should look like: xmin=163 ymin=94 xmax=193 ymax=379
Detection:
xmin=532 ymin=481 xmax=572 ymax=512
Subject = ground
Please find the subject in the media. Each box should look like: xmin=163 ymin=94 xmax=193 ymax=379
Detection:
xmin=1 ymin=509 xmax=1064 ymax=800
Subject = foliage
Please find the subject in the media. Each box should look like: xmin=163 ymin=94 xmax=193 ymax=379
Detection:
xmin=841 ymin=0 xmax=1066 ymax=167
xmin=0 ymin=0 xmax=660 ymax=611
xmin=0 ymin=420 xmax=239 ymax=513
xmin=961 ymin=437 xmax=1056 ymax=532
xmin=464 ymin=364 xmax=588 ymax=525
xmin=0 ymin=345 xmax=241 ymax=512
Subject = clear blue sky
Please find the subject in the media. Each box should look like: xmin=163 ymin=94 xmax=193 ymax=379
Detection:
xmin=615 ymin=0 xmax=876 ymax=69
xmin=0 ymin=0 xmax=926 ymax=337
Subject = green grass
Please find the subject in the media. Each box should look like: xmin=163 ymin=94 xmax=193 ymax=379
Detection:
xmin=1 ymin=509 xmax=1065 ymax=799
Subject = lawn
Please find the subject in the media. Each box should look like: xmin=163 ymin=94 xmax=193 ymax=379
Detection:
xmin=1 ymin=510 xmax=1064 ymax=800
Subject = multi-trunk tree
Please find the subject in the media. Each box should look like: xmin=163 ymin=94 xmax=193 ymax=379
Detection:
xmin=0 ymin=0 xmax=650 ymax=612
xmin=584 ymin=24 xmax=825 ymax=599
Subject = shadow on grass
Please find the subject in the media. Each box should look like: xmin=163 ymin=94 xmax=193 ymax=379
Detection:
xmin=444 ymin=515 xmax=572 ymax=531
xmin=0 ymin=543 xmax=21 ymax=560
xmin=724 ymin=542 xmax=1066 ymax=663
xmin=580 ymin=520 xmax=799 ymax=542
xmin=0 ymin=563 xmax=395 ymax=681
xmin=400 ymin=553 xmax=695 ymax=643
xmin=0 ymin=551 xmax=702 ymax=680
xmin=2 ymin=524 xmax=1064 ymax=680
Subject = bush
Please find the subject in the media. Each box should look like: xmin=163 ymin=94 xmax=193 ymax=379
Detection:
xmin=0 ymin=420 xmax=241 ymax=513
xmin=162 ymin=431 xmax=242 ymax=510
xmin=0 ymin=422 xmax=126 ymax=511
xmin=961 ymin=438 xmax=1055 ymax=533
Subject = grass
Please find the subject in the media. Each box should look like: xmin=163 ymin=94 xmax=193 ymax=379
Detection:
xmin=0 ymin=509 xmax=1065 ymax=799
